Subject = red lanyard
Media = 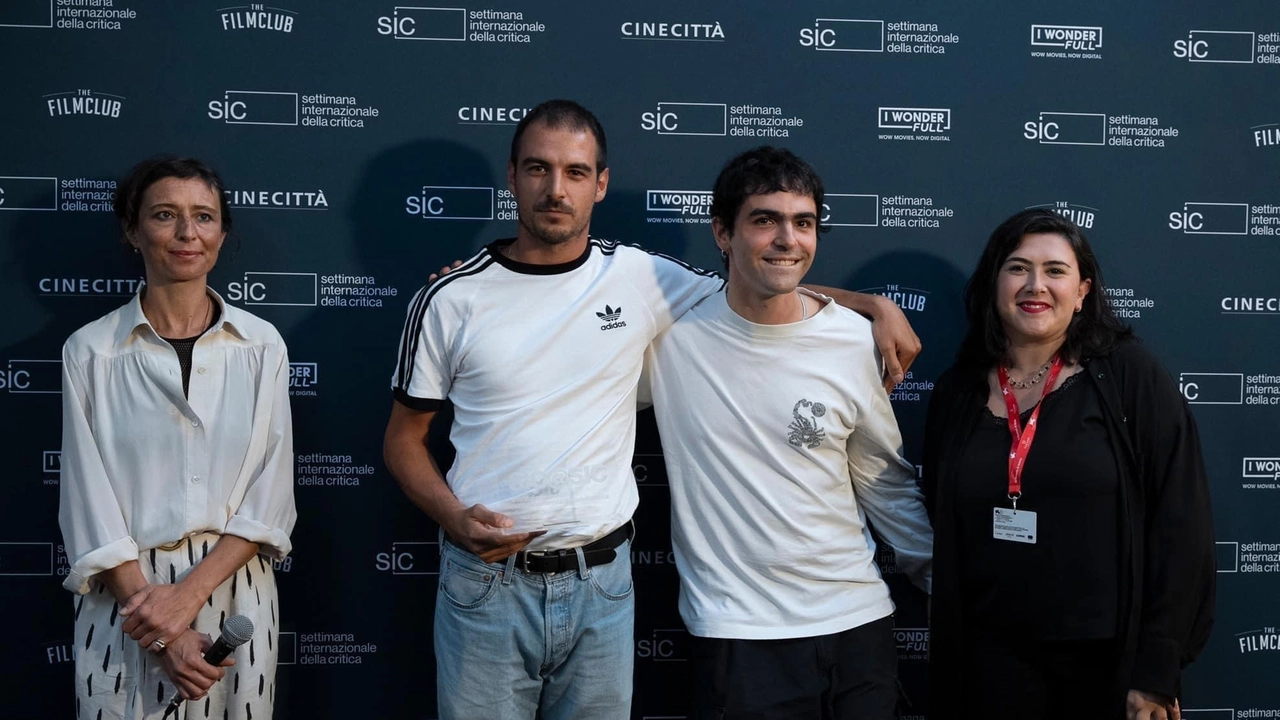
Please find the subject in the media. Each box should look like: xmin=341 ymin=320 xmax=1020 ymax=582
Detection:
xmin=996 ymin=355 xmax=1064 ymax=506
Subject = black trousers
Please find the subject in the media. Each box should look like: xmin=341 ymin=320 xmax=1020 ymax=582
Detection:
xmin=960 ymin=631 xmax=1120 ymax=720
xmin=690 ymin=615 xmax=898 ymax=720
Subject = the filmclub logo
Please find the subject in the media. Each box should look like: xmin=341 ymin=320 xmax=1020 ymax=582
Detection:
xmin=1255 ymin=123 xmax=1280 ymax=147
xmin=208 ymin=91 xmax=299 ymax=125
xmin=1237 ymin=627 xmax=1280 ymax=653
xmin=219 ymin=4 xmax=296 ymax=32
xmin=457 ymin=106 xmax=529 ymax=125
xmin=822 ymin=194 xmax=879 ymax=227
xmin=1178 ymin=373 xmax=1244 ymax=405
xmin=0 ymin=542 xmax=54 ymax=576
xmin=637 ymin=628 xmax=689 ymax=661
xmin=1168 ymin=202 xmax=1249 ymax=235
xmin=1 ymin=359 xmax=61 ymax=394
xmin=1028 ymin=201 xmax=1097 ymax=229
xmin=620 ymin=20 xmax=724 ymax=42
xmin=405 ymin=186 xmax=495 ymax=220
xmin=878 ymin=107 xmax=950 ymax=133
xmin=1024 ymin=112 xmax=1107 ymax=145
xmin=226 ymin=272 xmax=318 ymax=306
xmin=45 ymin=89 xmax=123 ymax=118
xmin=1174 ymin=31 xmax=1256 ymax=63
xmin=1031 ymin=24 xmax=1102 ymax=51
xmin=860 ymin=284 xmax=929 ymax=314
xmin=799 ymin=18 xmax=884 ymax=52
xmin=44 ymin=640 xmax=74 ymax=664
xmin=374 ymin=541 xmax=440 ymax=575
xmin=640 ymin=102 xmax=728 ymax=136
xmin=0 ymin=176 xmax=57 ymax=211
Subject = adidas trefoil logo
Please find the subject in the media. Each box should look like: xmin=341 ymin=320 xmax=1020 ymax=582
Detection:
xmin=596 ymin=304 xmax=627 ymax=331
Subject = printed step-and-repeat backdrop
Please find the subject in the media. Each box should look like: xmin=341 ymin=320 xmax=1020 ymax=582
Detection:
xmin=2 ymin=1 xmax=1277 ymax=717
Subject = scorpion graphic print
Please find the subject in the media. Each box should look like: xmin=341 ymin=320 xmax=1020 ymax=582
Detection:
xmin=787 ymin=399 xmax=828 ymax=449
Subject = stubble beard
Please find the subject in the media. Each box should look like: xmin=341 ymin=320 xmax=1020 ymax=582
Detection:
xmin=518 ymin=209 xmax=588 ymax=246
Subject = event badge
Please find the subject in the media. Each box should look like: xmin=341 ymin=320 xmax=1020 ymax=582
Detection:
xmin=992 ymin=507 xmax=1037 ymax=544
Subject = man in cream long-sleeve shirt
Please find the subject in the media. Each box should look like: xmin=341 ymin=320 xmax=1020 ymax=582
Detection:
xmin=644 ymin=147 xmax=933 ymax=719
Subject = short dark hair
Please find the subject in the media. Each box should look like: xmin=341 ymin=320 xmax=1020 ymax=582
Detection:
xmin=956 ymin=208 xmax=1132 ymax=370
xmin=710 ymin=146 xmax=827 ymax=235
xmin=114 ymin=156 xmax=232 ymax=245
xmin=509 ymin=99 xmax=608 ymax=173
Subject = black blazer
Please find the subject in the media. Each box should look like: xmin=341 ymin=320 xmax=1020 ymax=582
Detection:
xmin=922 ymin=340 xmax=1215 ymax=717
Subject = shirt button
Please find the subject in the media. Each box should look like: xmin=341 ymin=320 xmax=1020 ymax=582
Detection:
xmin=192 ymin=476 xmax=201 ymax=484
xmin=191 ymin=419 xmax=200 ymax=427
xmin=197 ymin=367 xmax=207 ymax=374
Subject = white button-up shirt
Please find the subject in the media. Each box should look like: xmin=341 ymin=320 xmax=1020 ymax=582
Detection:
xmin=59 ymin=288 xmax=297 ymax=594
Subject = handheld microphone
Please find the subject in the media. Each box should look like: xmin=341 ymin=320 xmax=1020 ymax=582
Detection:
xmin=161 ymin=615 xmax=255 ymax=718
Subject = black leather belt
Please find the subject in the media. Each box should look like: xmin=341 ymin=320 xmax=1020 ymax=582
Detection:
xmin=516 ymin=521 xmax=634 ymax=574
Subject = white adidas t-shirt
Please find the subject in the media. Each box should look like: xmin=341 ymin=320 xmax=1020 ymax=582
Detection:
xmin=393 ymin=238 xmax=721 ymax=550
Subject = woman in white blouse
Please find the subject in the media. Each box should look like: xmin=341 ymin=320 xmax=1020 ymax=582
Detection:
xmin=59 ymin=156 xmax=297 ymax=719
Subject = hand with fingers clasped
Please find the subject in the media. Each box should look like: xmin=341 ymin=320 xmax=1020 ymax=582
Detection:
xmin=1127 ymin=689 xmax=1180 ymax=720
xmin=120 ymin=582 xmax=205 ymax=653
xmin=446 ymin=503 xmax=546 ymax=564
xmin=153 ymin=630 xmax=235 ymax=701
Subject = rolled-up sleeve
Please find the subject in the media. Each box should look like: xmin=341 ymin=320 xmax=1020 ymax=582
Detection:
xmin=224 ymin=342 xmax=297 ymax=559
xmin=58 ymin=344 xmax=139 ymax=594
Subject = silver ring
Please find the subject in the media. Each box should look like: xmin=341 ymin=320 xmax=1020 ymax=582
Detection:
xmin=150 ymin=638 xmax=168 ymax=653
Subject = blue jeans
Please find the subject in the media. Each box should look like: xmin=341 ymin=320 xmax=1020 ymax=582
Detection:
xmin=434 ymin=538 xmax=635 ymax=720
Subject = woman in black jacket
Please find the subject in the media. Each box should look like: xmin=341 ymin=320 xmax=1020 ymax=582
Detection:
xmin=923 ymin=209 xmax=1215 ymax=720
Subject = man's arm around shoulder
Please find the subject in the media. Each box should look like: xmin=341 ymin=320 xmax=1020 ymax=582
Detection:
xmin=804 ymin=286 xmax=921 ymax=391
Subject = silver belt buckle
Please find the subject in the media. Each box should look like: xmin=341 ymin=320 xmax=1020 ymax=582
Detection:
xmin=520 ymin=550 xmax=545 ymax=573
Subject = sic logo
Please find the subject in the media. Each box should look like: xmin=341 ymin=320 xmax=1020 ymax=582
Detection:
xmin=376 ymin=13 xmax=416 ymax=38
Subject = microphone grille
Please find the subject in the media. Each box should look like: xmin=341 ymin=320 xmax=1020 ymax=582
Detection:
xmin=222 ymin=615 xmax=256 ymax=646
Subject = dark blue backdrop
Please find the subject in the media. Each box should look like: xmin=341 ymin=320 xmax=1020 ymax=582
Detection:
xmin=3 ymin=2 xmax=1278 ymax=717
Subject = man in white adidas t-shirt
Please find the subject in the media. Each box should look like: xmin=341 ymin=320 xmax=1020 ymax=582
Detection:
xmin=383 ymin=101 xmax=921 ymax=720
xmin=644 ymin=147 xmax=934 ymax=719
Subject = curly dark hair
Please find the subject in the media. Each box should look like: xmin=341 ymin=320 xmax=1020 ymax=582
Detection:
xmin=709 ymin=146 xmax=828 ymax=236
xmin=956 ymin=208 xmax=1132 ymax=370
xmin=113 ymin=156 xmax=232 ymax=245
